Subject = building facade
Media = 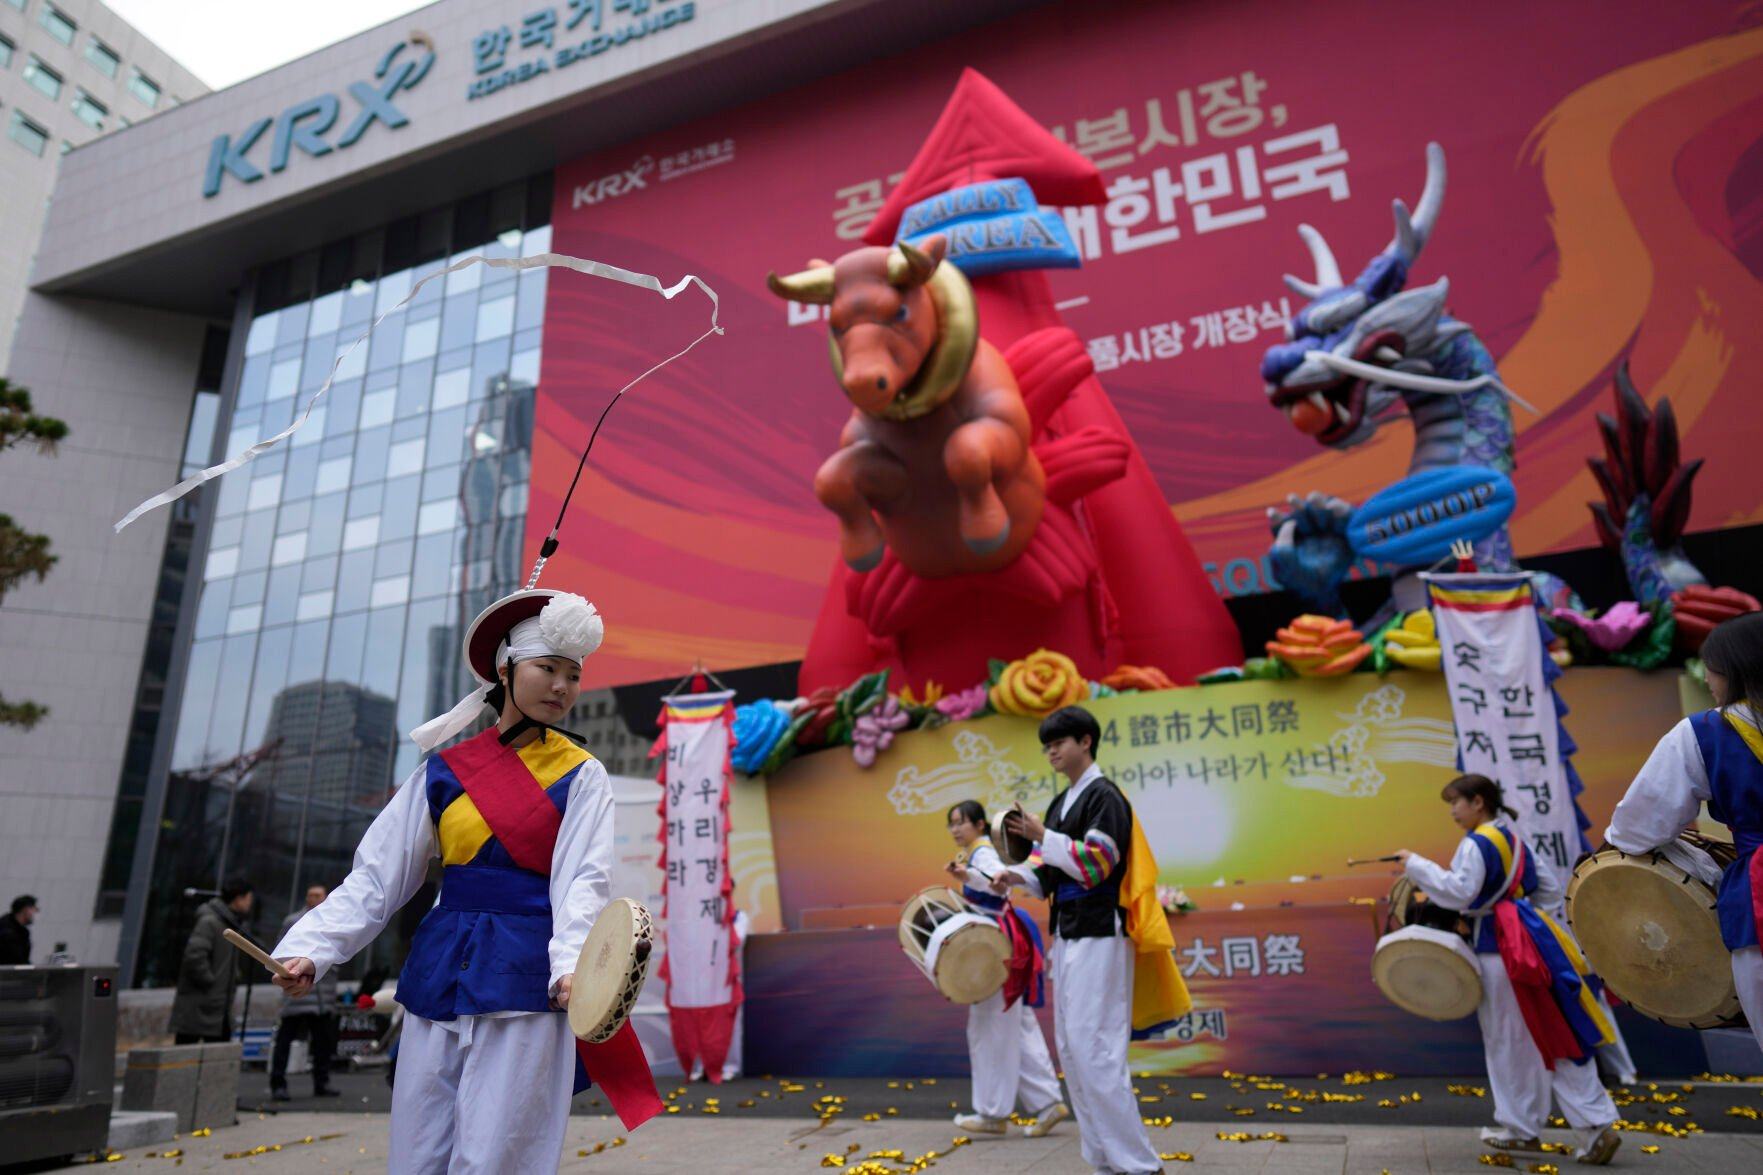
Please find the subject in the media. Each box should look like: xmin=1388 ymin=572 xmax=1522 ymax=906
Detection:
xmin=5 ymin=0 xmax=1756 ymax=988
xmin=0 ymin=0 xmax=1020 ymax=980
xmin=0 ymin=0 xmax=205 ymax=372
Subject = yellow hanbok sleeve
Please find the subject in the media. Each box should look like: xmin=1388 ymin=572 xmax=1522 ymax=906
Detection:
xmin=1119 ymin=813 xmax=1191 ymax=1035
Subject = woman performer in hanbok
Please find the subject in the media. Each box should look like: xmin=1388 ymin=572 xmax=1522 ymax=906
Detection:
xmin=942 ymin=800 xmax=1069 ymax=1138
xmin=1396 ymin=774 xmax=1621 ymax=1165
xmin=270 ymin=589 xmax=661 ymax=1173
xmin=1605 ymin=611 xmax=1763 ymax=1050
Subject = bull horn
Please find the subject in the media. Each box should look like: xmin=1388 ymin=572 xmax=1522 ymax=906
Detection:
xmin=1283 ymin=274 xmax=1324 ymax=300
xmin=1297 ymin=223 xmax=1342 ymax=289
xmin=1389 ymin=141 xmax=1446 ymax=263
xmin=887 ymin=240 xmax=939 ymax=287
xmin=766 ymin=264 xmax=835 ymax=304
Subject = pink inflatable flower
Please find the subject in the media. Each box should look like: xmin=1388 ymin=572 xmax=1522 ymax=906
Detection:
xmin=933 ymin=683 xmax=989 ymax=723
xmin=1553 ymin=601 xmax=1650 ymax=652
xmin=852 ymin=696 xmax=913 ymax=767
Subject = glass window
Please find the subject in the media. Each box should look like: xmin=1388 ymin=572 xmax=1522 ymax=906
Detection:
xmin=85 ymin=36 xmax=120 ymax=77
xmin=8 ymin=109 xmax=48 ymax=156
xmin=39 ymin=4 xmax=76 ymax=46
xmin=475 ymin=296 xmax=515 ymax=343
xmin=0 ymin=35 xmax=15 ymax=70
xmin=128 ymin=67 xmax=160 ymax=107
xmin=23 ymin=55 xmax=62 ymax=100
xmin=72 ymin=88 xmax=107 ymax=131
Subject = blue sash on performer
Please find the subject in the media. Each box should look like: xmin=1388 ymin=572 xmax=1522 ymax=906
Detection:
xmin=1690 ymin=709 xmax=1763 ymax=950
xmin=963 ymin=884 xmax=1005 ymax=912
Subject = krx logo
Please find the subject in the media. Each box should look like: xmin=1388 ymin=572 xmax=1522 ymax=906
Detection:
xmin=571 ymin=156 xmax=655 ymax=208
xmin=204 ymin=35 xmax=435 ymax=198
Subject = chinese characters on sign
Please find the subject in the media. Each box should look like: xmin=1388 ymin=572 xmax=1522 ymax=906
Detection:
xmin=468 ymin=1 xmax=698 ymax=101
xmin=1178 ymin=932 xmax=1307 ymax=978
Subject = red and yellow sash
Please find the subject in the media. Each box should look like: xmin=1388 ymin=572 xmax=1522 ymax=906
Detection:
xmin=438 ymin=728 xmax=662 ymax=1130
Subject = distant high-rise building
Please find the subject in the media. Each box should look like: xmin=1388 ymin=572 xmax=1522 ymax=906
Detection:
xmin=0 ymin=0 xmax=206 ymax=369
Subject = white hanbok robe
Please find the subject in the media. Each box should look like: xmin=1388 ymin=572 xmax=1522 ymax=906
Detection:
xmin=274 ymin=754 xmax=615 ymax=1174
xmin=953 ymin=840 xmax=1063 ymax=1121
xmin=1604 ymin=708 xmax=1763 ymax=1051
xmin=1405 ymin=840 xmax=1617 ymax=1145
xmin=1013 ymin=764 xmax=1163 ymax=1175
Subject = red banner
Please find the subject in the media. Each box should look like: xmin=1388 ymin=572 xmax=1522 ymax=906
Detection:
xmin=537 ymin=0 xmax=1763 ymax=687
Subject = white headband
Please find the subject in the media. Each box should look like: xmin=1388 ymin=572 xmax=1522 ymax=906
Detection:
xmin=407 ymin=593 xmax=603 ymax=753
xmin=499 ymin=616 xmax=581 ymax=668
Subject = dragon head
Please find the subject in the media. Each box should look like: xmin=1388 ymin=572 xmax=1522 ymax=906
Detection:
xmin=1259 ymin=142 xmax=1474 ymax=448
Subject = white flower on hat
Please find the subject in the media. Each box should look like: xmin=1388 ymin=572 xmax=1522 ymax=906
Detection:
xmin=538 ymin=592 xmax=604 ymax=661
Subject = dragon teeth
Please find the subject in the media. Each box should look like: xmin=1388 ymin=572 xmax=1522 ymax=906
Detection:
xmin=1374 ymin=345 xmax=1402 ymax=363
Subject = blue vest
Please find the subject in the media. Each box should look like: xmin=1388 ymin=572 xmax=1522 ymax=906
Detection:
xmin=396 ymin=746 xmax=584 ymax=1021
xmin=1690 ymin=710 xmax=1763 ymax=951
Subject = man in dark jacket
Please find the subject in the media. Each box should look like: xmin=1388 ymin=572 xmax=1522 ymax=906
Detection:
xmin=169 ymin=878 xmax=254 ymax=1043
xmin=0 ymin=896 xmax=36 ymax=965
xmin=270 ymin=884 xmax=340 ymax=1099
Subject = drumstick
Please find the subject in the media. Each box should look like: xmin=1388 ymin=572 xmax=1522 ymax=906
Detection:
xmin=1346 ymin=855 xmax=1403 ymax=867
xmin=223 ymin=928 xmax=294 ymax=979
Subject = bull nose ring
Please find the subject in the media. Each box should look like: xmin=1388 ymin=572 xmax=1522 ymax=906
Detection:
xmin=876 ymin=376 xmax=889 ymax=392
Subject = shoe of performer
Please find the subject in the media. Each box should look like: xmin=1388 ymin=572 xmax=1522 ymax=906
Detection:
xmin=1479 ymin=1126 xmax=1544 ymax=1151
xmin=1574 ymin=1124 xmax=1621 ymax=1166
xmin=270 ymin=1085 xmax=291 ymax=1102
xmin=952 ymin=1111 xmax=1007 ymax=1135
xmin=313 ymin=1085 xmax=340 ymax=1098
xmin=1021 ymin=1102 xmax=1070 ymax=1138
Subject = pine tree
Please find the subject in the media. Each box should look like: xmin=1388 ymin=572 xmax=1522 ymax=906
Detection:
xmin=0 ymin=378 xmax=70 ymax=730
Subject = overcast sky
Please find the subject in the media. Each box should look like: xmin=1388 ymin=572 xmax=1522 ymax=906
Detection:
xmin=106 ymin=0 xmax=432 ymax=91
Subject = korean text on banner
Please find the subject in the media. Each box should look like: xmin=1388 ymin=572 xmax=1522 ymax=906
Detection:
xmin=1425 ymin=573 xmax=1584 ymax=870
xmin=653 ymin=690 xmax=741 ymax=1078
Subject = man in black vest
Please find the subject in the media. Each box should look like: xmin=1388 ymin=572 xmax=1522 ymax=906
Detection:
xmin=996 ymin=706 xmax=1162 ymax=1174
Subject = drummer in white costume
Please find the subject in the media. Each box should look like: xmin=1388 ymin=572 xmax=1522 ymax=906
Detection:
xmin=1604 ymin=612 xmax=1763 ymax=1050
xmin=272 ymin=589 xmax=658 ymax=1173
xmin=1398 ymin=774 xmax=1621 ymax=1165
xmin=942 ymin=800 xmax=1069 ymax=1138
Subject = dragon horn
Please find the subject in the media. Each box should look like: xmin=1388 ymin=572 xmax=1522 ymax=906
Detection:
xmin=1296 ymin=224 xmax=1342 ymax=289
xmin=1643 ymin=395 xmax=1679 ymax=498
xmin=765 ymin=264 xmax=835 ymax=304
xmin=1390 ymin=199 xmax=1419 ymax=264
xmin=1283 ymin=274 xmax=1324 ymax=299
xmin=1401 ymin=141 xmax=1447 ymax=261
xmin=1649 ymin=457 xmax=1702 ymax=548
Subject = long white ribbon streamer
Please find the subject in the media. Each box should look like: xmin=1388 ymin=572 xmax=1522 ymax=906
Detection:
xmin=115 ymin=251 xmax=723 ymax=532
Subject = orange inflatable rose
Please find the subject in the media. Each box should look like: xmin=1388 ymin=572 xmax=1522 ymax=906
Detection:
xmin=1265 ymin=615 xmax=1371 ymax=677
xmin=990 ymin=648 xmax=1091 ymax=718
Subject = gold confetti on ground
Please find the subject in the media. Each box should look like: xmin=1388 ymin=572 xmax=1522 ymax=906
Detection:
xmin=1189 ymin=1092 xmax=1207 ymax=1100
xmin=1536 ymin=1141 xmax=1572 ymax=1154
xmin=1640 ymin=1144 xmax=1660 ymax=1154
xmin=820 ymin=1156 xmax=844 ymax=1168
xmin=950 ymin=1137 xmax=969 ymax=1147
xmin=1726 ymin=1105 xmax=1760 ymax=1119
xmin=1448 ymin=1084 xmax=1489 ymax=1098
xmin=1528 ymin=1164 xmax=1560 ymax=1175
xmin=1142 ymin=1115 xmax=1174 ymax=1128
xmin=1160 ymin=1153 xmax=1194 ymax=1162
xmin=1478 ymin=1155 xmax=1515 ymax=1168
xmin=1139 ymin=1095 xmax=1160 ymax=1103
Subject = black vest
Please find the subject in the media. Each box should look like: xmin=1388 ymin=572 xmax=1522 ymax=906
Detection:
xmin=1035 ymin=776 xmax=1131 ymax=939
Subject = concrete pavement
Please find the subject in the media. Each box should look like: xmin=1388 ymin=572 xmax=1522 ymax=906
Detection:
xmin=66 ymin=1111 xmax=1763 ymax=1173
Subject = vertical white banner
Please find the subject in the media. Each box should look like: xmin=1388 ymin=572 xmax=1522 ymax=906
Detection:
xmin=658 ymin=691 xmax=736 ymax=1008
xmin=1426 ymin=573 xmax=1581 ymax=872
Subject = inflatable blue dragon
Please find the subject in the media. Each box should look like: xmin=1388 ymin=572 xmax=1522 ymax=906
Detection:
xmin=1257 ymin=142 xmax=1575 ymax=616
